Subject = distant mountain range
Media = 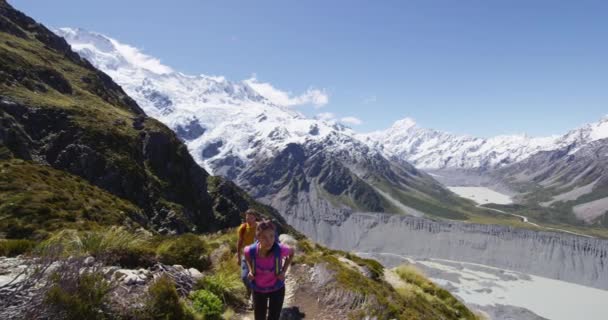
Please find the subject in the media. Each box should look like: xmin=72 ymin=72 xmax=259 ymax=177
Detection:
xmin=361 ymin=116 xmax=608 ymax=170
xmin=55 ymin=27 xmax=608 ymax=230
xmin=55 ymin=28 xmax=483 ymax=228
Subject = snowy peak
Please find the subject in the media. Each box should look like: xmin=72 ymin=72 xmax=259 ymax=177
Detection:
xmin=591 ymin=116 xmax=608 ymax=140
xmin=363 ymin=115 xmax=608 ymax=170
xmin=56 ymin=27 xmax=360 ymax=177
xmin=390 ymin=117 xmax=418 ymax=131
xmin=56 ymin=27 xmax=608 ymax=173
xmin=54 ymin=27 xmax=292 ymax=110
xmin=55 ymin=27 xmax=173 ymax=75
xmin=566 ymin=115 xmax=608 ymax=144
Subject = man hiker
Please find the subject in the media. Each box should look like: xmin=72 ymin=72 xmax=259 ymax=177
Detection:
xmin=237 ymin=208 xmax=258 ymax=307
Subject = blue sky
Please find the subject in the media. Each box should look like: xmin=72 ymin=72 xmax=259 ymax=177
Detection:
xmin=9 ymin=0 xmax=608 ymax=137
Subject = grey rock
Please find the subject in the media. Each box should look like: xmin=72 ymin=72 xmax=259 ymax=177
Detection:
xmin=188 ymin=268 xmax=203 ymax=280
xmin=83 ymin=256 xmax=95 ymax=266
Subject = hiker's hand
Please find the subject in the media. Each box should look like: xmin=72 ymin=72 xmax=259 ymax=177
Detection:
xmin=247 ymin=272 xmax=255 ymax=281
xmin=277 ymin=272 xmax=286 ymax=281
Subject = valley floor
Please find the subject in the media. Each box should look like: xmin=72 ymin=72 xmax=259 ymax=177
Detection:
xmin=358 ymin=252 xmax=608 ymax=320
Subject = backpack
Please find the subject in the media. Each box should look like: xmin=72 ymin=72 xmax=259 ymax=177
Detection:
xmin=248 ymin=242 xmax=284 ymax=292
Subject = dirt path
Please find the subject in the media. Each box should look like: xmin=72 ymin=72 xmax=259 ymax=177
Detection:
xmin=233 ymin=265 xmax=343 ymax=320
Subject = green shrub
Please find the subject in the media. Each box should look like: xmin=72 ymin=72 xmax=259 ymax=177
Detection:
xmin=45 ymin=271 xmax=112 ymax=320
xmin=2 ymin=220 xmax=36 ymax=239
xmin=190 ymin=289 xmax=223 ymax=320
xmin=0 ymin=239 xmax=35 ymax=257
xmin=104 ymin=245 xmax=156 ymax=268
xmin=195 ymin=272 xmax=244 ymax=306
xmin=144 ymin=275 xmax=190 ymax=320
xmin=156 ymin=234 xmax=210 ymax=270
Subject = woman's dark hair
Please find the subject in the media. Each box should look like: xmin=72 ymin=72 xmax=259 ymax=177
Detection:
xmin=256 ymin=219 xmax=276 ymax=235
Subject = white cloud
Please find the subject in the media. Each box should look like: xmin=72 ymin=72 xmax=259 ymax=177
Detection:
xmin=244 ymin=77 xmax=329 ymax=108
xmin=341 ymin=116 xmax=363 ymax=125
xmin=109 ymin=39 xmax=173 ymax=74
xmin=316 ymin=112 xmax=336 ymax=121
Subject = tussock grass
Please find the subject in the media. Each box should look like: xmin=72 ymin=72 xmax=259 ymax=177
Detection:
xmin=195 ymin=266 xmax=245 ymax=306
xmin=36 ymin=227 xmax=156 ymax=268
xmin=0 ymin=238 xmax=35 ymax=257
xmin=39 ymin=227 xmax=147 ymax=257
xmin=394 ymin=264 xmax=476 ymax=319
xmin=156 ymin=234 xmax=211 ymax=270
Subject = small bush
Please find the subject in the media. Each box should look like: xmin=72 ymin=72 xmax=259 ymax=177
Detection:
xmin=156 ymin=234 xmax=210 ymax=270
xmin=3 ymin=220 xmax=36 ymax=239
xmin=144 ymin=275 xmax=191 ymax=320
xmin=104 ymin=245 xmax=156 ymax=268
xmin=195 ymin=272 xmax=244 ymax=306
xmin=45 ymin=271 xmax=112 ymax=320
xmin=190 ymin=289 xmax=223 ymax=320
xmin=0 ymin=239 xmax=35 ymax=257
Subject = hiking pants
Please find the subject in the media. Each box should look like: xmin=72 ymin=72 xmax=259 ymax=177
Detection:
xmin=241 ymin=257 xmax=252 ymax=295
xmin=253 ymin=286 xmax=285 ymax=320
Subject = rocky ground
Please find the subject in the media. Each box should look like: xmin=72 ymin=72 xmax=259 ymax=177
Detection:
xmin=0 ymin=255 xmax=205 ymax=319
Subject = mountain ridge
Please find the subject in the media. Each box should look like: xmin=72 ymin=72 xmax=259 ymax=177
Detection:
xmin=55 ymin=27 xmax=479 ymax=225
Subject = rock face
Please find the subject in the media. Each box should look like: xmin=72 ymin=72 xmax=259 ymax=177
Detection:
xmin=289 ymin=212 xmax=608 ymax=290
xmin=238 ymin=137 xmax=474 ymax=227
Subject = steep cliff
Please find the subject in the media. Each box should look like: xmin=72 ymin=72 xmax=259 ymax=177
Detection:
xmin=297 ymin=212 xmax=608 ymax=290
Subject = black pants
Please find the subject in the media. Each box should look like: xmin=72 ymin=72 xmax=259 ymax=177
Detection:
xmin=253 ymin=286 xmax=285 ymax=320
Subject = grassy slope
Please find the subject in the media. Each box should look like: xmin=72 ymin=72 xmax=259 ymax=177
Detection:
xmin=0 ymin=159 xmax=145 ymax=239
xmin=296 ymin=238 xmax=479 ymax=320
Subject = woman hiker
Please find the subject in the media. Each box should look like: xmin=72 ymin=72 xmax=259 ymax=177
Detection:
xmin=244 ymin=219 xmax=294 ymax=320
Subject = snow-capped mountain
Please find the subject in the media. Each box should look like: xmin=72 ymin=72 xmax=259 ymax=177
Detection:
xmin=55 ymin=28 xmax=608 ymax=176
xmin=360 ymin=116 xmax=608 ymax=170
xmin=55 ymin=27 xmax=608 ymax=228
xmin=55 ymin=27 xmax=353 ymax=177
xmin=55 ymin=27 xmax=475 ymax=229
xmin=359 ymin=115 xmax=608 ymax=226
